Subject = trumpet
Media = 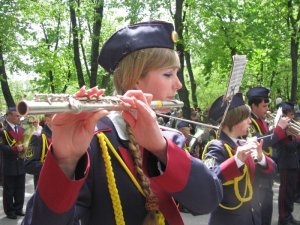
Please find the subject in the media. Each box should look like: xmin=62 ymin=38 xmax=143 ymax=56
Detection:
xmin=266 ymin=111 xmax=300 ymax=136
xmin=17 ymin=94 xmax=184 ymax=116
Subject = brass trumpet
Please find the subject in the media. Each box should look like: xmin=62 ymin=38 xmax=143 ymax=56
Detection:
xmin=17 ymin=94 xmax=184 ymax=116
xmin=266 ymin=111 xmax=300 ymax=136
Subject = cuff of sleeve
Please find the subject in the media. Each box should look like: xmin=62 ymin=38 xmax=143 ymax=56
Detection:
xmin=220 ymin=157 xmax=242 ymax=181
xmin=234 ymin=154 xmax=244 ymax=168
xmin=38 ymin=148 xmax=90 ymax=213
xmin=151 ymin=139 xmax=191 ymax=193
xmin=274 ymin=126 xmax=287 ymax=140
xmin=257 ymin=154 xmax=267 ymax=166
xmin=261 ymin=156 xmax=274 ymax=173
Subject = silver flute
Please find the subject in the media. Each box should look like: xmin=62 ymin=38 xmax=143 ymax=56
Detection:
xmin=17 ymin=94 xmax=184 ymax=116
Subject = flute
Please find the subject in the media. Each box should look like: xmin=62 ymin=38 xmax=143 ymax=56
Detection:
xmin=17 ymin=94 xmax=184 ymax=116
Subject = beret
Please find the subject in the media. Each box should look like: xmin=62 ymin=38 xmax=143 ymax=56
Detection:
xmin=7 ymin=106 xmax=16 ymax=113
xmin=177 ymin=121 xmax=190 ymax=129
xmin=98 ymin=20 xmax=177 ymax=73
xmin=277 ymin=102 xmax=294 ymax=111
xmin=209 ymin=93 xmax=245 ymax=122
xmin=246 ymin=86 xmax=270 ymax=100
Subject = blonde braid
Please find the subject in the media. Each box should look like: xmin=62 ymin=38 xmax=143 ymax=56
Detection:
xmin=126 ymin=124 xmax=160 ymax=225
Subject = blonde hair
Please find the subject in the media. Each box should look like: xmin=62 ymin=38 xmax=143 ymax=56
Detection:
xmin=113 ymin=48 xmax=180 ymax=94
xmin=114 ymin=48 xmax=179 ymax=224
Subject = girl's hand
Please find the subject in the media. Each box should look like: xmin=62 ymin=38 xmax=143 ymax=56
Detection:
xmin=121 ymin=90 xmax=167 ymax=163
xmin=51 ymin=86 xmax=109 ymax=177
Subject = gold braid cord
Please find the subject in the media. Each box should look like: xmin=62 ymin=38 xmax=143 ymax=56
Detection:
xmin=3 ymin=130 xmax=16 ymax=147
xmin=202 ymin=141 xmax=253 ymax=210
xmin=97 ymin=132 xmax=125 ymax=225
xmin=40 ymin=134 xmax=48 ymax=162
xmin=219 ymin=144 xmax=253 ymax=210
xmin=250 ymin=118 xmax=272 ymax=156
xmin=97 ymin=132 xmax=165 ymax=225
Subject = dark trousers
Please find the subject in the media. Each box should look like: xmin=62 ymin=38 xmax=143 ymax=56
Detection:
xmin=33 ymin=174 xmax=39 ymax=189
xmin=0 ymin=152 xmax=3 ymax=186
xmin=278 ymin=169 xmax=298 ymax=223
xmin=260 ymin=186 xmax=273 ymax=225
xmin=3 ymin=174 xmax=26 ymax=215
xmin=295 ymin=168 xmax=300 ymax=200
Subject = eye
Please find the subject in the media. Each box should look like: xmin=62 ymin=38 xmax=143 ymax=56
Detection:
xmin=163 ymin=73 xmax=172 ymax=78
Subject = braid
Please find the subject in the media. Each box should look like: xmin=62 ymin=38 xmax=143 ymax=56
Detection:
xmin=126 ymin=124 xmax=160 ymax=225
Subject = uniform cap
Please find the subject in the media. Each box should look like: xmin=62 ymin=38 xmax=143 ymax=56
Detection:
xmin=177 ymin=121 xmax=190 ymax=129
xmin=277 ymin=102 xmax=294 ymax=111
xmin=6 ymin=106 xmax=16 ymax=113
xmin=246 ymin=86 xmax=270 ymax=100
xmin=98 ymin=21 xmax=177 ymax=73
xmin=208 ymin=93 xmax=245 ymax=122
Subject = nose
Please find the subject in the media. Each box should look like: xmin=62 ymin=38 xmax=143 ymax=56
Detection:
xmin=248 ymin=117 xmax=252 ymax=124
xmin=174 ymin=75 xmax=182 ymax=90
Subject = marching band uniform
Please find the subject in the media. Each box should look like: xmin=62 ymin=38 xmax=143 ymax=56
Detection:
xmin=247 ymin=87 xmax=288 ymax=225
xmin=22 ymin=115 xmax=222 ymax=225
xmin=274 ymin=102 xmax=300 ymax=225
xmin=202 ymin=93 xmax=276 ymax=225
xmin=21 ymin=21 xmax=223 ymax=225
xmin=25 ymin=124 xmax=52 ymax=189
xmin=0 ymin=107 xmax=26 ymax=219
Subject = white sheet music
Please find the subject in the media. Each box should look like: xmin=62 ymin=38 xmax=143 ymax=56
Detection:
xmin=225 ymin=55 xmax=247 ymax=98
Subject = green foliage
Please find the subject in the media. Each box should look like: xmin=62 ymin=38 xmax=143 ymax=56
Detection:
xmin=0 ymin=0 xmax=299 ymax=113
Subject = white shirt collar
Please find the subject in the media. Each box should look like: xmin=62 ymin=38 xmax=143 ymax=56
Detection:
xmin=6 ymin=120 xmax=16 ymax=130
xmin=107 ymin=111 xmax=128 ymax=141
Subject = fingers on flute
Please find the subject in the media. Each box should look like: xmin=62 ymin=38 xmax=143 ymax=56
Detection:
xmin=74 ymin=86 xmax=105 ymax=98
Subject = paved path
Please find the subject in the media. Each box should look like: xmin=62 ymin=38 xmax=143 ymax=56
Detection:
xmin=0 ymin=174 xmax=299 ymax=225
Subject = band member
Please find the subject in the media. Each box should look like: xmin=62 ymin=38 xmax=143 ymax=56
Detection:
xmin=25 ymin=114 xmax=53 ymax=189
xmin=202 ymin=93 xmax=276 ymax=225
xmin=0 ymin=107 xmax=26 ymax=219
xmin=176 ymin=121 xmax=192 ymax=150
xmin=246 ymin=86 xmax=290 ymax=225
xmin=22 ymin=21 xmax=222 ymax=225
xmin=275 ymin=102 xmax=300 ymax=225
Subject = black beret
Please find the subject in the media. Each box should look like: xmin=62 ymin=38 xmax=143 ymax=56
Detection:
xmin=177 ymin=121 xmax=190 ymax=129
xmin=246 ymin=86 xmax=270 ymax=100
xmin=98 ymin=21 xmax=177 ymax=73
xmin=277 ymin=102 xmax=294 ymax=111
xmin=209 ymin=93 xmax=245 ymax=122
xmin=7 ymin=106 xmax=16 ymax=113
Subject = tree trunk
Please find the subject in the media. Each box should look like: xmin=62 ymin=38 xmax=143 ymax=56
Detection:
xmin=288 ymin=0 xmax=299 ymax=104
xmin=70 ymin=0 xmax=85 ymax=88
xmin=90 ymin=1 xmax=104 ymax=88
xmin=0 ymin=44 xmax=15 ymax=107
xmin=175 ymin=0 xmax=191 ymax=119
xmin=185 ymin=51 xmax=198 ymax=109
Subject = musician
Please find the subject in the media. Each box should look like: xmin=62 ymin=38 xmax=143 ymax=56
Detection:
xmin=0 ymin=106 xmax=26 ymax=219
xmin=295 ymin=111 xmax=300 ymax=204
xmin=176 ymin=121 xmax=190 ymax=143
xmin=202 ymin=93 xmax=276 ymax=225
xmin=25 ymin=114 xmax=53 ymax=189
xmin=274 ymin=102 xmax=300 ymax=225
xmin=246 ymin=86 xmax=290 ymax=225
xmin=22 ymin=21 xmax=222 ymax=225
xmin=176 ymin=121 xmax=201 ymax=158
